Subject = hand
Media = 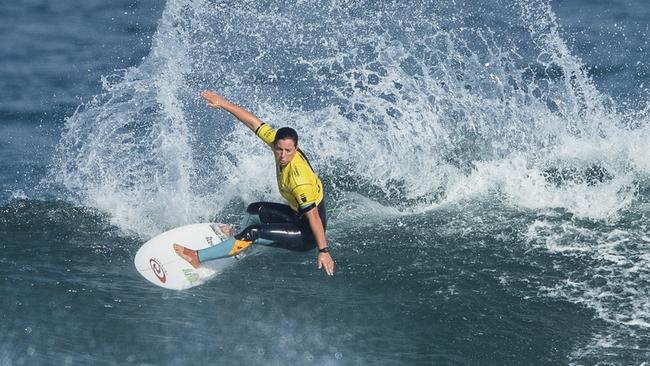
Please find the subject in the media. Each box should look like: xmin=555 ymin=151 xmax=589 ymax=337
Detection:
xmin=318 ymin=252 xmax=335 ymax=276
xmin=201 ymin=90 xmax=227 ymax=109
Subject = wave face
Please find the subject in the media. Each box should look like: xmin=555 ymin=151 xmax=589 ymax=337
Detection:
xmin=50 ymin=0 xmax=649 ymax=235
xmin=46 ymin=0 xmax=650 ymax=363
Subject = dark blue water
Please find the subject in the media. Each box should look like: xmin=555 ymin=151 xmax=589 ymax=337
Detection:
xmin=2 ymin=0 xmax=649 ymax=365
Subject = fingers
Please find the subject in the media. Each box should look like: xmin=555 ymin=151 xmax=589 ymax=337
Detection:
xmin=318 ymin=256 xmax=335 ymax=276
xmin=201 ymin=90 xmax=218 ymax=97
xmin=200 ymin=90 xmax=213 ymax=102
xmin=200 ymin=90 xmax=222 ymax=109
xmin=326 ymin=264 xmax=334 ymax=276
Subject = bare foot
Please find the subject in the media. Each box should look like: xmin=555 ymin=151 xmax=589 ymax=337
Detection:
xmin=217 ymin=223 xmax=236 ymax=237
xmin=173 ymin=243 xmax=200 ymax=269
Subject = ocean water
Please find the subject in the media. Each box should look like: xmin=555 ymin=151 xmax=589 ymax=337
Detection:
xmin=1 ymin=0 xmax=649 ymax=364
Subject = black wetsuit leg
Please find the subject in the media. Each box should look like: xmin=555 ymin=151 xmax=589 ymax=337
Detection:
xmin=248 ymin=202 xmax=295 ymax=223
xmin=236 ymin=200 xmax=327 ymax=252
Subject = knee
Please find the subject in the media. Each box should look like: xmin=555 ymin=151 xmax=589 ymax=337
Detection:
xmin=246 ymin=202 xmax=264 ymax=215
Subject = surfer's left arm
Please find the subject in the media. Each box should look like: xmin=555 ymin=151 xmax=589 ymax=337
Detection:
xmin=304 ymin=207 xmax=334 ymax=276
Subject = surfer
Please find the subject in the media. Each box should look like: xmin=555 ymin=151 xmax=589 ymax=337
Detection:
xmin=174 ymin=91 xmax=335 ymax=276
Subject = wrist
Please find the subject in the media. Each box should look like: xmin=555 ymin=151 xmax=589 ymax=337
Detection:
xmin=318 ymin=246 xmax=330 ymax=254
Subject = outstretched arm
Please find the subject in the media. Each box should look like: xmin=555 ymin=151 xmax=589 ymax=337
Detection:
xmin=304 ymin=207 xmax=335 ymax=276
xmin=201 ymin=90 xmax=263 ymax=133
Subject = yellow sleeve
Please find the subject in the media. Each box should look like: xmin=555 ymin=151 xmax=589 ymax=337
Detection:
xmin=255 ymin=123 xmax=276 ymax=148
xmin=292 ymin=183 xmax=319 ymax=213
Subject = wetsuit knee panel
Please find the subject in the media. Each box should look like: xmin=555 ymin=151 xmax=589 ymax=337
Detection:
xmin=246 ymin=202 xmax=265 ymax=215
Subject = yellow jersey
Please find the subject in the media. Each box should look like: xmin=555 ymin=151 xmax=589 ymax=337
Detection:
xmin=256 ymin=123 xmax=324 ymax=213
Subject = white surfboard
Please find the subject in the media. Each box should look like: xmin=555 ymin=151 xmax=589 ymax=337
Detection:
xmin=134 ymin=223 xmax=254 ymax=290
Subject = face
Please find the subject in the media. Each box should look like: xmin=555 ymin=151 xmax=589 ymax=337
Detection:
xmin=274 ymin=138 xmax=297 ymax=167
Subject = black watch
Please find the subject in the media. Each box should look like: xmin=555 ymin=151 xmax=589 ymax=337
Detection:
xmin=318 ymin=247 xmax=330 ymax=253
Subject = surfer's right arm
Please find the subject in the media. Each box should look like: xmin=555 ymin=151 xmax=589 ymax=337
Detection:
xmin=201 ymin=90 xmax=263 ymax=133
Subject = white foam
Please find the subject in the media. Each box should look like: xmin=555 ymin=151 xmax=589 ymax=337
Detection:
xmin=527 ymin=216 xmax=650 ymax=361
xmin=50 ymin=0 xmax=649 ymax=232
xmin=8 ymin=189 xmax=28 ymax=201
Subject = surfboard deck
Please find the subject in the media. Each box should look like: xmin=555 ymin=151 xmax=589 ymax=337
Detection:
xmin=134 ymin=223 xmax=253 ymax=290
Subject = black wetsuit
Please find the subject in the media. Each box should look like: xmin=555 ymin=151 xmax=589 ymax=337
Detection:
xmin=236 ymin=198 xmax=327 ymax=251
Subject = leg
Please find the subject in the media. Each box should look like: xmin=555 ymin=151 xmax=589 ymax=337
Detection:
xmin=175 ymin=236 xmax=254 ymax=267
xmin=234 ymin=201 xmax=296 ymax=240
xmin=236 ymin=200 xmax=327 ymax=252
xmin=213 ymin=202 xmax=289 ymax=239
xmin=238 ymin=223 xmax=317 ymax=252
xmin=246 ymin=202 xmax=295 ymax=223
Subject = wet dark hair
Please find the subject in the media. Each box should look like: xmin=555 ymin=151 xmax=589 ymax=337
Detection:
xmin=274 ymin=127 xmax=298 ymax=146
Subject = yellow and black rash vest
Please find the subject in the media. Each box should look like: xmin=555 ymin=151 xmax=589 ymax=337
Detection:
xmin=256 ymin=123 xmax=324 ymax=213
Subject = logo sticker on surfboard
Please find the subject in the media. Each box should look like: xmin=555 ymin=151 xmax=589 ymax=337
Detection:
xmin=182 ymin=269 xmax=200 ymax=285
xmin=149 ymin=258 xmax=167 ymax=283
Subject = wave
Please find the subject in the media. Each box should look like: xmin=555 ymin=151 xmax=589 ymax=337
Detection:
xmin=48 ymin=0 xmax=649 ymax=235
xmin=40 ymin=1 xmax=650 ymax=361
